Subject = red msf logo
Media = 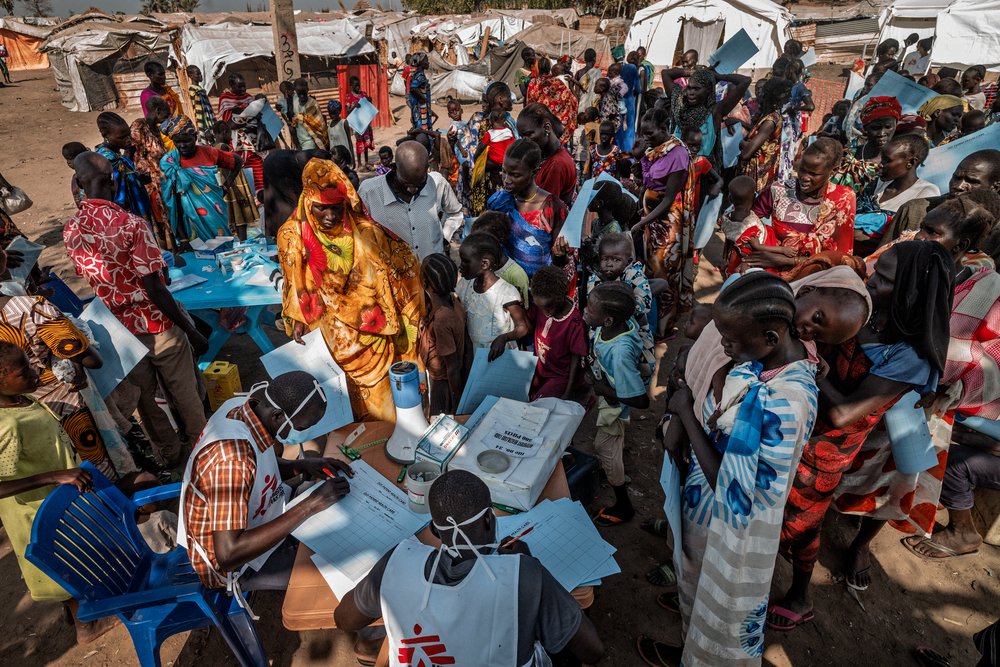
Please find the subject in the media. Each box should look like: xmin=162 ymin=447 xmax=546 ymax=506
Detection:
xmin=252 ymin=474 xmax=279 ymax=519
xmin=398 ymin=624 xmax=455 ymax=666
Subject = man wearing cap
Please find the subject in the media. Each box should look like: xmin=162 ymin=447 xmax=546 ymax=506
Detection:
xmin=178 ymin=370 xmax=353 ymax=593
xmin=335 ymin=470 xmax=605 ymax=666
xmin=358 ymin=140 xmax=464 ymax=260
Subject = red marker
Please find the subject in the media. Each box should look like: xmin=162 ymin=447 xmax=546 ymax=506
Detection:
xmin=503 ymin=525 xmax=534 ymax=547
xmin=322 ymin=467 xmax=337 ymax=479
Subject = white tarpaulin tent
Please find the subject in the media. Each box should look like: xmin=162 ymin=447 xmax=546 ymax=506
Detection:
xmin=178 ymin=20 xmax=376 ymax=94
xmin=625 ymin=0 xmax=790 ymax=70
xmin=933 ymin=0 xmax=1000 ymax=70
xmin=876 ymin=0 xmax=950 ymax=48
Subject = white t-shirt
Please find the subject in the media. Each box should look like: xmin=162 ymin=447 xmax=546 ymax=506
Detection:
xmin=457 ymin=276 xmax=521 ymax=348
xmin=876 ymin=178 xmax=941 ymax=213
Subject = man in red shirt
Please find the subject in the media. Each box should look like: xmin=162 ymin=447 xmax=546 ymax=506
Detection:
xmin=65 ymin=152 xmax=209 ymax=468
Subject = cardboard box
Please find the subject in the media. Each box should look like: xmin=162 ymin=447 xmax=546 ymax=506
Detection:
xmin=203 ymin=361 xmax=242 ymax=411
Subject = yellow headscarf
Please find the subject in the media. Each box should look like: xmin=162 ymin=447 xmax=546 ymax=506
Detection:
xmin=917 ymin=95 xmax=964 ymax=121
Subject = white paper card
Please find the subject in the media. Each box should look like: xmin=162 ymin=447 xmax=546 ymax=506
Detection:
xmin=78 ymin=298 xmax=149 ymax=398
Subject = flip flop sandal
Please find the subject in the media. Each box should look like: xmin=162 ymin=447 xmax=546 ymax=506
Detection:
xmin=636 ymin=635 xmax=682 ymax=667
xmin=765 ymin=604 xmax=815 ymax=631
xmin=902 ymin=535 xmax=980 ymax=560
xmin=646 ymin=562 xmax=678 ymax=590
xmin=845 ymin=566 xmax=871 ymax=592
xmin=656 ymin=592 xmax=680 ymax=614
xmin=593 ymin=507 xmax=631 ymax=527
xmin=913 ymin=646 xmax=952 ymax=667
xmin=640 ymin=519 xmax=670 ymax=538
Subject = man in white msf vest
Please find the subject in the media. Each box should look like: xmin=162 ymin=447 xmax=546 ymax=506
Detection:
xmin=336 ymin=470 xmax=605 ymax=666
xmin=178 ymin=370 xmax=353 ymax=595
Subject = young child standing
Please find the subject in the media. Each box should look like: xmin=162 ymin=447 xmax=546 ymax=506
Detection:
xmin=585 ymin=283 xmax=650 ymax=526
xmin=326 ymin=100 xmax=353 ymax=165
xmin=471 ymin=211 xmax=530 ymax=306
xmin=572 ymin=112 xmax=590 ymax=183
xmin=456 ymin=233 xmax=529 ymax=361
xmin=587 ymin=232 xmax=655 ymax=357
xmin=376 ymin=146 xmax=394 ymax=176
xmin=722 ymin=175 xmax=772 ymax=276
xmin=419 ymin=254 xmax=467 ymax=416
xmin=589 ymin=120 xmax=624 ymax=178
xmin=0 ymin=342 xmax=118 ymax=644
xmin=528 ymin=266 xmax=589 ymax=402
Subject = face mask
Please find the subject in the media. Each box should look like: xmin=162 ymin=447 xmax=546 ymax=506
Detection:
xmin=248 ymin=379 xmax=327 ymax=443
xmin=422 ymin=505 xmax=499 ymax=610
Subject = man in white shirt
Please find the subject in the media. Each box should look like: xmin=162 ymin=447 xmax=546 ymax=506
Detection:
xmin=358 ymin=140 xmax=464 ymax=260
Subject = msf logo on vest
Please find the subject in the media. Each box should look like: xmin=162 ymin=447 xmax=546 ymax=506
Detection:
xmin=397 ymin=624 xmax=455 ymax=666
xmin=252 ymin=474 xmax=285 ymax=520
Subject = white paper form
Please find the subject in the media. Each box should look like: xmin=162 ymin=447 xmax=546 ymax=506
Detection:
xmin=261 ymin=329 xmax=354 ymax=443
xmin=457 ymin=347 xmax=537 ymax=415
xmin=291 ymin=459 xmax=428 ymax=582
xmin=660 ymin=452 xmax=684 ymax=581
xmin=6 ymin=236 xmax=43 ymax=283
xmin=347 ymin=97 xmax=379 ymax=135
xmin=78 ymin=298 xmax=149 ymax=398
xmin=496 ymin=499 xmax=618 ymax=591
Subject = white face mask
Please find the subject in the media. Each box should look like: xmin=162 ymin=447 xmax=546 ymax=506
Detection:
xmin=249 ymin=379 xmax=327 ymax=444
xmin=422 ymin=505 xmax=500 ymax=610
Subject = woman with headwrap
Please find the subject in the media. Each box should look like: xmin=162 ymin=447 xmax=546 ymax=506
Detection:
xmin=129 ymin=96 xmax=175 ymax=251
xmin=832 ymin=96 xmax=901 ymax=215
xmin=277 ymin=159 xmax=424 ymax=422
xmin=525 ymin=57 xmax=578 ymax=148
xmin=769 ymin=241 xmax=954 ymax=631
xmin=660 ymin=65 xmax=751 ymax=171
xmin=409 ymin=51 xmax=433 ymax=130
xmin=217 ymin=73 xmax=266 ymax=192
xmin=918 ymin=94 xmax=965 ymax=147
xmin=160 ymin=116 xmax=246 ymax=242
xmin=95 ymin=112 xmax=153 ymax=223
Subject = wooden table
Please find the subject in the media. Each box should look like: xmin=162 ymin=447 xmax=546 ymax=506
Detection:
xmin=281 ymin=419 xmax=594 ymax=632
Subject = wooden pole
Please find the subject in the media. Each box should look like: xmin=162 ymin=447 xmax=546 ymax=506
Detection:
xmin=270 ymin=0 xmax=301 ymax=83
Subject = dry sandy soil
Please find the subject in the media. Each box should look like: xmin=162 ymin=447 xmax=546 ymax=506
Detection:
xmin=0 ymin=71 xmax=997 ymax=667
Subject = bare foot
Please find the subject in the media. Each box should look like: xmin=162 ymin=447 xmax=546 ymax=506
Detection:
xmin=845 ymin=544 xmax=871 ymax=589
xmin=75 ymin=615 xmax=121 ymax=645
xmin=904 ymin=526 xmax=982 ymax=559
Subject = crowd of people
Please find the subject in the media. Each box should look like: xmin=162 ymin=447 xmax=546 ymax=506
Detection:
xmin=0 ymin=33 xmax=998 ymax=667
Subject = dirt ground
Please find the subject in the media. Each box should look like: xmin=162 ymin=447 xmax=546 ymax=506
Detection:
xmin=0 ymin=72 xmax=998 ymax=667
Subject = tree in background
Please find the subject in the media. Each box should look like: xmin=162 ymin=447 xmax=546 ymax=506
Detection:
xmin=142 ymin=0 xmax=199 ymax=14
xmin=19 ymin=0 xmax=52 ymax=16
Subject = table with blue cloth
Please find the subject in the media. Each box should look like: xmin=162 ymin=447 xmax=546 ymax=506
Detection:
xmin=170 ymin=249 xmax=284 ymax=367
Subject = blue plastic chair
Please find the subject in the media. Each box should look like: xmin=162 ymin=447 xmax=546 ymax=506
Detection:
xmin=43 ymin=272 xmax=92 ymax=317
xmin=26 ymin=462 xmax=267 ymax=667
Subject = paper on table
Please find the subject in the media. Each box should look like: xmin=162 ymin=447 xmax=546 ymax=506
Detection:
xmin=885 ymin=390 xmax=937 ymax=474
xmin=722 ymin=123 xmax=744 ymax=169
xmin=6 ymin=236 xmax=43 ymax=283
xmin=78 ymin=298 xmax=149 ymax=398
xmin=347 ymin=97 xmax=379 ymax=135
xmin=496 ymin=499 xmax=618 ymax=591
xmin=660 ymin=452 xmax=683 ymax=581
xmin=693 ymin=194 xmax=723 ymax=250
xmin=707 ymin=29 xmax=759 ymax=75
xmin=260 ymin=329 xmax=354 ymax=442
xmin=166 ymin=274 xmax=207 ymax=293
xmin=558 ymin=172 xmax=634 ymax=248
xmin=290 ymin=459 xmax=428 ymax=582
xmin=456 ymin=347 xmax=538 ymax=415
xmin=260 ymin=101 xmax=285 ymax=142
xmin=919 ymin=123 xmax=1000 ymax=193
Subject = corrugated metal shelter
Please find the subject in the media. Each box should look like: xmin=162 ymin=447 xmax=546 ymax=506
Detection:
xmin=815 ymin=17 xmax=880 ymax=64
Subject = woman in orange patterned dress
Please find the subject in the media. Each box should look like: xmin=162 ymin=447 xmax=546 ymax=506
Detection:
xmin=277 ymin=159 xmax=425 ymax=422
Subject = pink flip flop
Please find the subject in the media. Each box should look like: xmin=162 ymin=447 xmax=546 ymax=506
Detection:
xmin=765 ymin=604 xmax=815 ymax=631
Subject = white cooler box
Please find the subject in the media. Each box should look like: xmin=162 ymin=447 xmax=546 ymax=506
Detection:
xmin=449 ymin=397 xmax=585 ymax=511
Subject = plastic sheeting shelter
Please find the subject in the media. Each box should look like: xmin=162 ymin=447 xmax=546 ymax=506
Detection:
xmin=932 ymin=0 xmax=1000 ymax=70
xmin=510 ymin=24 xmax=613 ymax=68
xmin=0 ymin=19 xmax=50 ymax=71
xmin=178 ymin=20 xmax=377 ymax=95
xmin=625 ymin=0 xmax=791 ymax=71
xmin=876 ymin=0 xmax=949 ymax=48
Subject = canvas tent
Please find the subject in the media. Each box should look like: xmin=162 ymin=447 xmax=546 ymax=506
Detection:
xmin=875 ymin=0 xmax=948 ymax=48
xmin=625 ymin=0 xmax=791 ymax=71
xmin=0 ymin=19 xmax=52 ymax=71
xmin=932 ymin=0 xmax=1000 ymax=70
xmin=178 ymin=20 xmax=377 ymax=95
xmin=510 ymin=24 xmax=613 ymax=67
